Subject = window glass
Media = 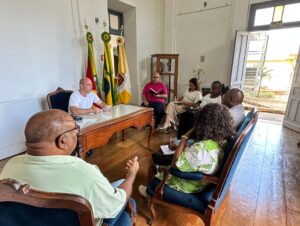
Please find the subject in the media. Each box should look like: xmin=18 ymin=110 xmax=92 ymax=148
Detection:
xmin=282 ymin=3 xmax=300 ymax=23
xmin=254 ymin=7 xmax=274 ymax=26
xmin=109 ymin=14 xmax=119 ymax=30
xmin=272 ymin=5 xmax=284 ymax=23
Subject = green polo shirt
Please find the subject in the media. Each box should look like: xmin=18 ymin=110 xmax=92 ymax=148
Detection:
xmin=0 ymin=154 xmax=127 ymax=225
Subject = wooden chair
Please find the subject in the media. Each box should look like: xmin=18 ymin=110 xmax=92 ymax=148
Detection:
xmin=47 ymin=87 xmax=73 ymax=112
xmin=145 ymin=110 xmax=259 ymax=226
xmin=0 ymin=178 xmax=95 ymax=226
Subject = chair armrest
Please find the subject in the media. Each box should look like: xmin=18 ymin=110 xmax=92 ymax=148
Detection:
xmin=155 ymin=168 xmax=170 ymax=200
xmin=170 ymin=168 xmax=219 ymax=185
xmin=126 ymin=198 xmax=136 ymax=225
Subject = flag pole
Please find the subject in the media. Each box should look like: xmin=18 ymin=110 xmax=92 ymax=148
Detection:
xmin=84 ymin=19 xmax=101 ymax=97
xmin=103 ymin=20 xmax=107 ymax=31
xmin=84 ymin=18 xmax=89 ymax=31
xmin=121 ymin=25 xmax=124 ymax=37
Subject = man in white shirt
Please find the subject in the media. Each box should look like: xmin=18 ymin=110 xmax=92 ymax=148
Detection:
xmin=222 ymin=88 xmax=245 ymax=129
xmin=69 ymin=78 xmax=109 ymax=115
xmin=200 ymin=81 xmax=223 ymax=107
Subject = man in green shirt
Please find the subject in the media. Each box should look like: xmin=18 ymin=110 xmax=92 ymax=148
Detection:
xmin=0 ymin=109 xmax=139 ymax=226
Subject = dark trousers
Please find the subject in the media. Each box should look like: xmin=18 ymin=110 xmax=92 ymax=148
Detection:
xmin=142 ymin=102 xmax=165 ymax=128
xmin=177 ymin=109 xmax=200 ymax=139
xmin=152 ymin=151 xmax=173 ymax=166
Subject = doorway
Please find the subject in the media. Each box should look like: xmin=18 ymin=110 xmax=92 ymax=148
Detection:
xmin=243 ymin=28 xmax=300 ymax=114
xmin=229 ymin=0 xmax=300 ymax=130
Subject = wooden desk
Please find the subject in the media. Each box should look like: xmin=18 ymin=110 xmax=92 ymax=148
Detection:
xmin=77 ymin=104 xmax=154 ymax=155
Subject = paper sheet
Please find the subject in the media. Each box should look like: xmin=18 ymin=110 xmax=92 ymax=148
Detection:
xmin=160 ymin=145 xmax=175 ymax=155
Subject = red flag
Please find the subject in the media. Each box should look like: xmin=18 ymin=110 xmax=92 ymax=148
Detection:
xmin=86 ymin=57 xmax=97 ymax=91
xmin=86 ymin=32 xmax=101 ymax=97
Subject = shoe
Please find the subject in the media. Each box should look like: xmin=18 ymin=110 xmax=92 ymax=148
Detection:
xmin=86 ymin=149 xmax=93 ymax=157
xmin=173 ymin=124 xmax=178 ymax=131
xmin=165 ymin=126 xmax=177 ymax=134
xmin=159 ymin=123 xmax=170 ymax=130
xmin=164 ymin=127 xmax=172 ymax=134
xmin=138 ymin=185 xmax=147 ymax=198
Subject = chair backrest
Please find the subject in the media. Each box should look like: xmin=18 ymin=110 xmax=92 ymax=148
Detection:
xmin=0 ymin=178 xmax=95 ymax=226
xmin=213 ymin=110 xmax=259 ymax=209
xmin=47 ymin=87 xmax=73 ymax=112
xmin=237 ymin=108 xmax=255 ymax=134
xmin=216 ymin=107 xmax=256 ymax=175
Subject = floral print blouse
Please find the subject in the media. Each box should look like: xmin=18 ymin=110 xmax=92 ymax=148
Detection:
xmin=157 ymin=139 xmax=225 ymax=193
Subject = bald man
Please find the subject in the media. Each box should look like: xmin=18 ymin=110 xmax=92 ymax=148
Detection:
xmin=222 ymin=88 xmax=245 ymax=129
xmin=69 ymin=78 xmax=109 ymax=115
xmin=0 ymin=109 xmax=139 ymax=226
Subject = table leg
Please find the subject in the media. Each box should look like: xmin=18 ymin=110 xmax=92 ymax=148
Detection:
xmin=148 ymin=118 xmax=155 ymax=151
xmin=122 ymin=130 xmax=125 ymax=141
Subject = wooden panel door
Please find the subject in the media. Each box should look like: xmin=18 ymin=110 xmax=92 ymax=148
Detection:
xmin=283 ymin=46 xmax=300 ymax=132
xmin=230 ymin=31 xmax=250 ymax=89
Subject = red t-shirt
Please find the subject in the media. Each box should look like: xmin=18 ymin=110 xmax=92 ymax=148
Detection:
xmin=142 ymin=82 xmax=168 ymax=103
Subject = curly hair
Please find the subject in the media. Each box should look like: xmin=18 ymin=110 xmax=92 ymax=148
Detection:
xmin=193 ymin=103 xmax=235 ymax=143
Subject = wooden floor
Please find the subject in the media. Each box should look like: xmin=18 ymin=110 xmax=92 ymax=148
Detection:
xmin=86 ymin=118 xmax=300 ymax=226
xmin=0 ymin=116 xmax=299 ymax=225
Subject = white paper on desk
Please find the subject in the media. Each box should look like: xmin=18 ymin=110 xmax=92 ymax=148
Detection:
xmin=160 ymin=145 xmax=175 ymax=155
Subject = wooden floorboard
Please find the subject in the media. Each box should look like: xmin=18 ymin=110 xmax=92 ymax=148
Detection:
xmin=85 ymin=119 xmax=300 ymax=226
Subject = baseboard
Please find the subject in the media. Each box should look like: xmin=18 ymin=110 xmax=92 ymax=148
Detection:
xmin=0 ymin=141 xmax=26 ymax=160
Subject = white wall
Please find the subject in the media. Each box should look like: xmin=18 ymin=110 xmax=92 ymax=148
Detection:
xmin=108 ymin=0 xmax=164 ymax=104
xmin=0 ymin=0 xmax=267 ymax=159
xmin=120 ymin=0 xmax=164 ymax=104
xmin=0 ymin=0 xmax=163 ymax=159
xmin=0 ymin=0 xmax=82 ymax=159
xmin=163 ymin=0 xmax=270 ymax=94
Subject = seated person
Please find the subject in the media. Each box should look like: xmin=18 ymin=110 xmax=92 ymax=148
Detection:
xmin=200 ymin=81 xmax=223 ymax=107
xmin=160 ymin=78 xmax=202 ymax=131
xmin=139 ymin=103 xmax=235 ymax=194
xmin=69 ymin=78 xmax=109 ymax=115
xmin=0 ymin=109 xmax=139 ymax=226
xmin=142 ymin=72 xmax=168 ymax=128
xmin=177 ymin=87 xmax=245 ymax=137
xmin=177 ymin=80 xmax=223 ymax=137
xmin=222 ymin=88 xmax=245 ymax=129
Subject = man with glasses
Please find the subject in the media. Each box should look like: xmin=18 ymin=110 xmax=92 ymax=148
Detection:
xmin=142 ymin=72 xmax=168 ymax=128
xmin=0 ymin=109 xmax=139 ymax=226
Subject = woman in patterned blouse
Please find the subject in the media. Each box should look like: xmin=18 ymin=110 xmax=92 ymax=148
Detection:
xmin=161 ymin=103 xmax=235 ymax=193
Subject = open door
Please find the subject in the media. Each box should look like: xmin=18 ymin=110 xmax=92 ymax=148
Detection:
xmin=230 ymin=31 xmax=250 ymax=89
xmin=283 ymin=45 xmax=300 ymax=132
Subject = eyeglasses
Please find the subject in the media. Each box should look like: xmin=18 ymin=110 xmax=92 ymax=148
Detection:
xmin=55 ymin=124 xmax=80 ymax=145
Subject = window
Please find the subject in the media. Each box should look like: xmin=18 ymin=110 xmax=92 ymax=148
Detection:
xmin=283 ymin=3 xmax=300 ymax=23
xmin=254 ymin=7 xmax=273 ymax=26
xmin=108 ymin=9 xmax=124 ymax=36
xmin=248 ymin=0 xmax=300 ymax=31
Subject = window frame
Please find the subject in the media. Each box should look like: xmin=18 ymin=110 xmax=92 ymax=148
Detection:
xmin=108 ymin=9 xmax=124 ymax=36
xmin=248 ymin=0 xmax=300 ymax=31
